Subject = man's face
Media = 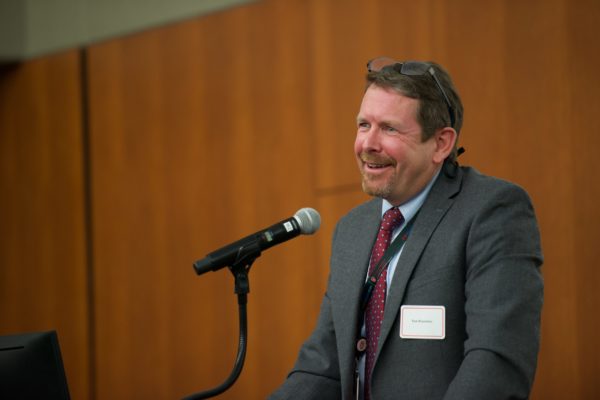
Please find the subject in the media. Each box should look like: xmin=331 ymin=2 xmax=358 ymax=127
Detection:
xmin=355 ymin=85 xmax=440 ymax=205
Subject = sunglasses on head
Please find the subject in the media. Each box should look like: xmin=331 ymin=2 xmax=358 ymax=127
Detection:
xmin=367 ymin=57 xmax=456 ymax=129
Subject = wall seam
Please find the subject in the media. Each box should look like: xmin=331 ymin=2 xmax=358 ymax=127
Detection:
xmin=79 ymin=47 xmax=96 ymax=400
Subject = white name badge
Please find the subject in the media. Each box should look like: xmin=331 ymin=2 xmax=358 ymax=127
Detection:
xmin=400 ymin=305 xmax=445 ymax=340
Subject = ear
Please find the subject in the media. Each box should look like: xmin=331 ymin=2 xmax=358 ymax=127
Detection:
xmin=432 ymin=127 xmax=457 ymax=164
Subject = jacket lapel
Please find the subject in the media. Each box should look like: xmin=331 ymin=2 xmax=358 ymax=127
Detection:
xmin=376 ymin=164 xmax=463 ymax=359
xmin=334 ymin=198 xmax=382 ymax=375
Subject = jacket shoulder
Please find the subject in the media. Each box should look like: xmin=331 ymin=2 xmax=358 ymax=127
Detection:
xmin=457 ymin=165 xmax=534 ymax=203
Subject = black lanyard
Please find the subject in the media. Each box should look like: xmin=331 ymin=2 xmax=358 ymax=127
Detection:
xmin=354 ymin=215 xmax=417 ymax=356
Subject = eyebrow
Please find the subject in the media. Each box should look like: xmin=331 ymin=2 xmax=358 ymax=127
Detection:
xmin=356 ymin=115 xmax=405 ymax=129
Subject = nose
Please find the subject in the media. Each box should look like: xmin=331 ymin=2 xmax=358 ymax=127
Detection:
xmin=359 ymin=127 xmax=381 ymax=152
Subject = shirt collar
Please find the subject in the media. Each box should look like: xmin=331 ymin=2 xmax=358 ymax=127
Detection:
xmin=381 ymin=168 xmax=441 ymax=223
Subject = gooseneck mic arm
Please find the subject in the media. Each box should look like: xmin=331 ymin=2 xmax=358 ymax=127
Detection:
xmin=182 ymin=253 xmax=254 ymax=400
xmin=183 ymin=208 xmax=321 ymax=400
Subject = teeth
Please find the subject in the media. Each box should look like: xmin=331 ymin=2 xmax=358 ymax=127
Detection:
xmin=367 ymin=163 xmax=385 ymax=168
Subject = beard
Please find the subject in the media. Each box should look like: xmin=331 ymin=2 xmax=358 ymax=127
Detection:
xmin=360 ymin=169 xmax=397 ymax=199
xmin=358 ymin=152 xmax=398 ymax=199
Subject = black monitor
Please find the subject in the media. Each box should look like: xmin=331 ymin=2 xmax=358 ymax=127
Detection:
xmin=0 ymin=330 xmax=70 ymax=400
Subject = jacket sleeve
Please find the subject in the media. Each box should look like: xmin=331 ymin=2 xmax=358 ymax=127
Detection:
xmin=268 ymin=289 xmax=342 ymax=400
xmin=443 ymin=183 xmax=544 ymax=399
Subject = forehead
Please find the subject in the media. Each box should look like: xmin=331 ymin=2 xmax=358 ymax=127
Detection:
xmin=358 ymin=85 xmax=419 ymax=122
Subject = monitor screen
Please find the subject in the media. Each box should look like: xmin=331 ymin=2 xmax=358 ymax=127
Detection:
xmin=0 ymin=330 xmax=70 ymax=400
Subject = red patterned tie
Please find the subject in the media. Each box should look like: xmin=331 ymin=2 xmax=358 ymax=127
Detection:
xmin=364 ymin=207 xmax=404 ymax=400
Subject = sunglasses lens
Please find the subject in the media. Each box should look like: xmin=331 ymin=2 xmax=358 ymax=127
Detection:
xmin=367 ymin=57 xmax=398 ymax=72
xmin=399 ymin=62 xmax=430 ymax=76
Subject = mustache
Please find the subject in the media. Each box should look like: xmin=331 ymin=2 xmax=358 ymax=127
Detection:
xmin=359 ymin=153 xmax=396 ymax=166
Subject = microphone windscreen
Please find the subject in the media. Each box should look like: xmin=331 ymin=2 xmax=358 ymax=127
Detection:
xmin=294 ymin=208 xmax=321 ymax=235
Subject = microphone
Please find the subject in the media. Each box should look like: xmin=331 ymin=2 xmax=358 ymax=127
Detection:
xmin=193 ymin=208 xmax=321 ymax=275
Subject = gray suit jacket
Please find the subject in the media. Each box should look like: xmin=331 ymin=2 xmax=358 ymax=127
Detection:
xmin=270 ymin=163 xmax=544 ymax=400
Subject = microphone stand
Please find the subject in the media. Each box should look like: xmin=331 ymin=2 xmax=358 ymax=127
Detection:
xmin=182 ymin=244 xmax=260 ymax=400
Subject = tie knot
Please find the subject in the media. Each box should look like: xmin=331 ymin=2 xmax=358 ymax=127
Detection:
xmin=380 ymin=207 xmax=404 ymax=232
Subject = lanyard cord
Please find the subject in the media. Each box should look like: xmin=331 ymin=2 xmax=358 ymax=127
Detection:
xmin=355 ymin=216 xmax=417 ymax=356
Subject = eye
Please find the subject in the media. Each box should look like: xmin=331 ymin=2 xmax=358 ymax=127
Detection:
xmin=357 ymin=121 xmax=370 ymax=131
xmin=383 ymin=124 xmax=397 ymax=133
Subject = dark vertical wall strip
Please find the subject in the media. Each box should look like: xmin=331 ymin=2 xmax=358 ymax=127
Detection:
xmin=79 ymin=47 xmax=96 ymax=400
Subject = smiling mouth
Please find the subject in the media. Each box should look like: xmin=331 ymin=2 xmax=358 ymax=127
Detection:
xmin=365 ymin=162 xmax=390 ymax=169
xmin=361 ymin=155 xmax=394 ymax=170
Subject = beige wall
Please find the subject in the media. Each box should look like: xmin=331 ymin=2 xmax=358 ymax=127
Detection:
xmin=1 ymin=0 xmax=599 ymax=398
xmin=0 ymin=0 xmax=255 ymax=61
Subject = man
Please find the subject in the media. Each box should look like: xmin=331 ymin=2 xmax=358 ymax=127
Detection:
xmin=270 ymin=58 xmax=543 ymax=399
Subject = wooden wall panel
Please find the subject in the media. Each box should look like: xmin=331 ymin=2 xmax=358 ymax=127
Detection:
xmin=498 ymin=3 xmax=580 ymax=398
xmin=568 ymin=2 xmax=600 ymax=398
xmin=87 ymin=1 xmax=318 ymax=398
xmin=0 ymin=51 xmax=89 ymax=400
